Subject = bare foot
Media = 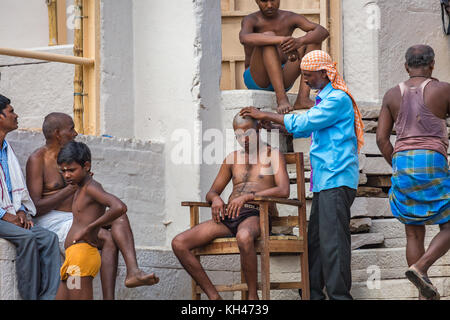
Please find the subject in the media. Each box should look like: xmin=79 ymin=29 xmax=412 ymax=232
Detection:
xmin=276 ymin=98 xmax=293 ymax=114
xmin=125 ymin=270 xmax=160 ymax=288
xmin=293 ymin=97 xmax=315 ymax=110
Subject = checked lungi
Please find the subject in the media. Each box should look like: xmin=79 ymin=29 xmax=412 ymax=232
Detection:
xmin=389 ymin=149 xmax=450 ymax=225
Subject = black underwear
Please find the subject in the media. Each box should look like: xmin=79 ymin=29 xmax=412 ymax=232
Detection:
xmin=221 ymin=204 xmax=271 ymax=236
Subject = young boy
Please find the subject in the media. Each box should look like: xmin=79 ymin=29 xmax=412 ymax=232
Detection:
xmin=55 ymin=141 xmax=128 ymax=300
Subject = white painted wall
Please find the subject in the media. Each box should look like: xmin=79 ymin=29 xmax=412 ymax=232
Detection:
xmin=0 ymin=0 xmax=49 ymax=49
xmin=0 ymin=0 xmax=75 ymax=49
xmin=100 ymin=0 xmax=134 ymax=138
xmin=132 ymin=0 xmax=203 ymax=246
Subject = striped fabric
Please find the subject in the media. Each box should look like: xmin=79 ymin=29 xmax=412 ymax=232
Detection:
xmin=389 ymin=150 xmax=450 ymax=225
xmin=300 ymin=50 xmax=365 ymax=152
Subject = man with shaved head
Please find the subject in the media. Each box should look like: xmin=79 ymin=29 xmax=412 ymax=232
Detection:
xmin=26 ymin=112 xmax=159 ymax=300
xmin=172 ymin=111 xmax=290 ymax=300
xmin=377 ymin=45 xmax=450 ymax=300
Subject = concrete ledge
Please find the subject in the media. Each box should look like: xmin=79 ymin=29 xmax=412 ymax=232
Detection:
xmin=0 ymin=239 xmax=21 ymax=300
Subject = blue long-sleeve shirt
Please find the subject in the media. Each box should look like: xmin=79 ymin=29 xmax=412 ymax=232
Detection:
xmin=0 ymin=140 xmax=27 ymax=219
xmin=283 ymin=82 xmax=359 ymax=192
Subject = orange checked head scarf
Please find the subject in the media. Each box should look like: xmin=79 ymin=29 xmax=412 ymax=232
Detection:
xmin=301 ymin=50 xmax=365 ymax=152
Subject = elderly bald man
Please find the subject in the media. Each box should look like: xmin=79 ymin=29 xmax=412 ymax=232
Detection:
xmin=172 ymin=112 xmax=290 ymax=300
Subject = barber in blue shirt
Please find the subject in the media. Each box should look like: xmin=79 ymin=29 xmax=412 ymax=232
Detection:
xmin=240 ymin=53 xmax=361 ymax=300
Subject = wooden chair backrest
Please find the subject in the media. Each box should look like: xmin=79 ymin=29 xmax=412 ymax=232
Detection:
xmin=270 ymin=152 xmax=307 ymax=238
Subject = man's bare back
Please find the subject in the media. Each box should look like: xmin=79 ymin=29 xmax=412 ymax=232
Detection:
xmin=383 ymin=79 xmax=450 ymax=120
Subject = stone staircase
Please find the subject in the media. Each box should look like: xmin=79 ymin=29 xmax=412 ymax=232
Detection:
xmin=1 ymin=91 xmax=449 ymax=300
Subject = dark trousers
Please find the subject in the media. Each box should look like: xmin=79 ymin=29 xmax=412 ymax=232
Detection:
xmin=0 ymin=220 xmax=61 ymax=300
xmin=308 ymin=186 xmax=356 ymax=300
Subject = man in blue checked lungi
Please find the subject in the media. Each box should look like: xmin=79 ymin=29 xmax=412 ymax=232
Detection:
xmin=377 ymin=45 xmax=450 ymax=300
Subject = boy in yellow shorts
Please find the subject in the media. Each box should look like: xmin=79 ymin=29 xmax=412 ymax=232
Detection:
xmin=55 ymin=141 xmax=128 ymax=300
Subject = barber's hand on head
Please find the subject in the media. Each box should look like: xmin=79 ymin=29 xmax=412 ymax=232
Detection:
xmin=16 ymin=211 xmax=34 ymax=229
xmin=240 ymin=107 xmax=265 ymax=120
xmin=211 ymin=196 xmax=226 ymax=223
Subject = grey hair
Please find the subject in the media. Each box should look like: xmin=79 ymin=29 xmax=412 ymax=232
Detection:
xmin=405 ymin=45 xmax=435 ymax=68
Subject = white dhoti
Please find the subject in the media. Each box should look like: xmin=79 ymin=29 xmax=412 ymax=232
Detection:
xmin=33 ymin=210 xmax=73 ymax=255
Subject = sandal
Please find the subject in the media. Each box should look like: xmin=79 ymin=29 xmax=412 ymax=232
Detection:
xmin=405 ymin=266 xmax=440 ymax=300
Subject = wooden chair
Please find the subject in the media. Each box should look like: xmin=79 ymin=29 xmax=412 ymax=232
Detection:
xmin=181 ymin=152 xmax=309 ymax=300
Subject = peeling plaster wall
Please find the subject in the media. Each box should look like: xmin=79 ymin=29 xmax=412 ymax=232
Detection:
xmin=378 ymin=0 xmax=450 ymax=94
xmin=196 ymin=0 xmax=224 ymax=221
xmin=343 ymin=0 xmax=450 ymax=105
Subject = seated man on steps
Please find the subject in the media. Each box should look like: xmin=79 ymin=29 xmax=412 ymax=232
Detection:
xmin=26 ymin=112 xmax=159 ymax=300
xmin=240 ymin=0 xmax=329 ymax=114
xmin=171 ymin=112 xmax=290 ymax=300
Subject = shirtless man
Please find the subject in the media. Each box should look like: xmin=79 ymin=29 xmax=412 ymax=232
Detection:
xmin=240 ymin=0 xmax=329 ymax=114
xmin=55 ymin=141 xmax=127 ymax=300
xmin=26 ymin=113 xmax=158 ymax=300
xmin=171 ymin=112 xmax=290 ymax=300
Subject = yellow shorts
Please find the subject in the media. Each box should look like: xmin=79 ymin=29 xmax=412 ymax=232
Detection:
xmin=60 ymin=242 xmax=101 ymax=280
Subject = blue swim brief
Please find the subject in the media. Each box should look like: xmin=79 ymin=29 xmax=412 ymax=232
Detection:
xmin=243 ymin=64 xmax=293 ymax=92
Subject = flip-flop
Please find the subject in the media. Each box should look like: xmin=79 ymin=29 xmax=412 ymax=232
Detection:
xmin=405 ymin=266 xmax=440 ymax=300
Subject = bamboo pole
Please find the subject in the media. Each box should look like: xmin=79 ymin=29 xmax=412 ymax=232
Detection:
xmin=73 ymin=0 xmax=84 ymax=134
xmin=0 ymin=47 xmax=94 ymax=66
xmin=47 ymin=0 xmax=58 ymax=46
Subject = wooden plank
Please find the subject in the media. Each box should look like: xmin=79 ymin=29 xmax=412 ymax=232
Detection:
xmin=366 ymin=175 xmax=392 ymax=188
xmin=259 ymin=202 xmax=270 ymax=299
xmin=356 ymin=186 xmax=388 ymax=198
xmin=329 ymin=0 xmax=342 ymax=73
xmin=319 ymin=0 xmax=328 ymax=52
xmin=222 ymin=9 xmax=321 ymax=16
xmin=252 ymin=196 xmax=302 ymax=207
xmin=56 ymin=0 xmax=67 ymax=45
xmin=82 ymin=0 xmax=101 ymax=136
xmin=271 ymin=215 xmax=299 ymax=227
xmin=196 ymin=282 xmax=303 ymax=294
xmin=47 ymin=0 xmax=58 ymax=46
xmin=181 ymin=201 xmax=211 ymax=207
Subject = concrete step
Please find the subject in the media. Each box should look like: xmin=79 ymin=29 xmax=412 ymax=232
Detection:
xmin=351 ymin=277 xmax=450 ymax=300
xmin=370 ymin=218 xmax=440 ymax=242
xmin=0 ymin=239 xmax=21 ymax=300
xmin=351 ymin=247 xmax=450 ymax=271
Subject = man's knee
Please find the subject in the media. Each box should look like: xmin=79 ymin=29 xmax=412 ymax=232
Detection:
xmin=405 ymin=225 xmax=425 ymax=240
xmin=98 ymin=228 xmax=115 ymax=249
xmin=171 ymin=234 xmax=188 ymax=253
xmin=236 ymin=229 xmax=255 ymax=251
